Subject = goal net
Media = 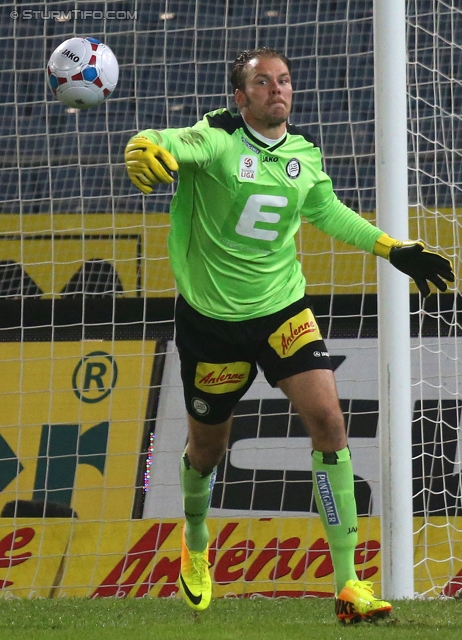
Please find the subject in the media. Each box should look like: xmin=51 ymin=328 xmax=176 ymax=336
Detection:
xmin=0 ymin=0 xmax=460 ymax=599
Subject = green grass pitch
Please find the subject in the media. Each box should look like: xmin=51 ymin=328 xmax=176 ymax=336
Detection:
xmin=0 ymin=597 xmax=462 ymax=639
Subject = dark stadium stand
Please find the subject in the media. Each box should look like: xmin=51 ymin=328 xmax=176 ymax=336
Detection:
xmin=326 ymin=157 xmax=376 ymax=212
xmin=0 ymin=169 xmax=20 ymax=212
xmin=0 ymin=0 xmax=460 ymax=217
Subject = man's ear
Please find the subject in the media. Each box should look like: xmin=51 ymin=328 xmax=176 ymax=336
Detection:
xmin=234 ymin=88 xmax=246 ymax=110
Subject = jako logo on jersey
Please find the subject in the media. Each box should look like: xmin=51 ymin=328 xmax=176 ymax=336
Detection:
xmin=195 ymin=361 xmax=251 ymax=394
xmin=286 ymin=158 xmax=300 ymax=178
xmin=268 ymin=309 xmax=322 ymax=358
xmin=240 ymin=155 xmax=257 ymax=180
xmin=263 ymin=156 xmax=278 ymax=162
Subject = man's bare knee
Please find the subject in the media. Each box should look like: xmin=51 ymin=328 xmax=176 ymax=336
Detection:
xmin=186 ymin=415 xmax=232 ymax=474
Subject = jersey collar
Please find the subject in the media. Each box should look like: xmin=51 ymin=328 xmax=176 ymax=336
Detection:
xmin=241 ymin=119 xmax=287 ymax=153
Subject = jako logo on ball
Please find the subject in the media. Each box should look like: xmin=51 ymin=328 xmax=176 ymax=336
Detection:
xmin=47 ymin=37 xmax=119 ymax=109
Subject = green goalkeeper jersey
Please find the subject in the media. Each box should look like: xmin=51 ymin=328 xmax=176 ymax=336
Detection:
xmin=137 ymin=109 xmax=383 ymax=321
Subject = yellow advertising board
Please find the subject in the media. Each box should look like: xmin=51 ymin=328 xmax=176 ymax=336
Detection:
xmin=0 ymin=210 xmax=458 ymax=297
xmin=0 ymin=213 xmax=173 ymax=298
xmin=0 ymin=340 xmax=157 ymax=521
xmin=0 ymin=519 xmax=71 ymax=597
xmin=0 ymin=517 xmax=461 ymax=599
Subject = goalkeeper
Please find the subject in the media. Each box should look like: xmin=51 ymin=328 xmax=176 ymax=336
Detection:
xmin=125 ymin=47 xmax=454 ymax=623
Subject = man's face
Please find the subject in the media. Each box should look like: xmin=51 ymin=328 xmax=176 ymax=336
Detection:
xmin=235 ymin=56 xmax=293 ymax=130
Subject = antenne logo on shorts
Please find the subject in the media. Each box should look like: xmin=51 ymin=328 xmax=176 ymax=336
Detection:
xmin=268 ymin=309 xmax=322 ymax=358
xmin=195 ymin=361 xmax=251 ymax=394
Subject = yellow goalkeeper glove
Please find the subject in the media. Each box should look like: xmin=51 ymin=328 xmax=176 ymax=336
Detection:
xmin=374 ymin=234 xmax=455 ymax=298
xmin=124 ymin=136 xmax=179 ymax=194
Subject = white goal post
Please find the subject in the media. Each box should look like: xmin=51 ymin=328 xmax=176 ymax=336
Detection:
xmin=0 ymin=0 xmax=460 ymax=600
xmin=374 ymin=0 xmax=414 ymax=600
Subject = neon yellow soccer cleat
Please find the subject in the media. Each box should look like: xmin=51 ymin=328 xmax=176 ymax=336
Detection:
xmin=335 ymin=580 xmax=392 ymax=624
xmin=179 ymin=528 xmax=212 ymax=612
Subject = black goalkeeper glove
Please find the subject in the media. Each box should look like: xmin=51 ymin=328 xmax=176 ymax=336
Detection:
xmin=374 ymin=234 xmax=455 ymax=298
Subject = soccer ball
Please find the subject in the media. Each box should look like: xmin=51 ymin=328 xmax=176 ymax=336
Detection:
xmin=47 ymin=37 xmax=119 ymax=109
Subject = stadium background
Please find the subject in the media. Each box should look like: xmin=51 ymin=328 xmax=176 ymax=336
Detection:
xmin=0 ymin=0 xmax=461 ymax=599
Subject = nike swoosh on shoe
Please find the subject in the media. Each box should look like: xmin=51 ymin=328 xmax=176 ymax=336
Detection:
xmin=180 ymin=573 xmax=202 ymax=606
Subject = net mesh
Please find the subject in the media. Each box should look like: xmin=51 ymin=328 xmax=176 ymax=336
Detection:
xmin=0 ymin=0 xmax=460 ymax=599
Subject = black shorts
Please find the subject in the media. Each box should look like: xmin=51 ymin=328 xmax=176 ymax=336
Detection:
xmin=174 ymin=294 xmax=332 ymax=425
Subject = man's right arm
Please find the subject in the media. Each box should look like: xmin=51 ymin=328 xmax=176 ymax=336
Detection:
xmin=125 ymin=120 xmax=228 ymax=194
xmin=124 ymin=132 xmax=179 ymax=194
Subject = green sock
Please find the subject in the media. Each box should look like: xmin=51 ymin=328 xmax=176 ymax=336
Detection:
xmin=311 ymin=447 xmax=358 ymax=591
xmin=180 ymin=450 xmax=216 ymax=552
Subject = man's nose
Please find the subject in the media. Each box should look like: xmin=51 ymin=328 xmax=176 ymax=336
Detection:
xmin=270 ymin=80 xmax=281 ymax=93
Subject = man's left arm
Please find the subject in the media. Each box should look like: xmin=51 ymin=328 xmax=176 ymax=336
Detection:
xmin=373 ymin=234 xmax=454 ymax=298
xmin=302 ymin=180 xmax=455 ymax=297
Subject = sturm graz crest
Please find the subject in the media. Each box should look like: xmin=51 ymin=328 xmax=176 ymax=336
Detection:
xmin=286 ymin=158 xmax=300 ymax=178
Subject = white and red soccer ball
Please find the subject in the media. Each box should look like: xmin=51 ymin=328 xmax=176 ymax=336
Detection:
xmin=47 ymin=37 xmax=119 ymax=109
